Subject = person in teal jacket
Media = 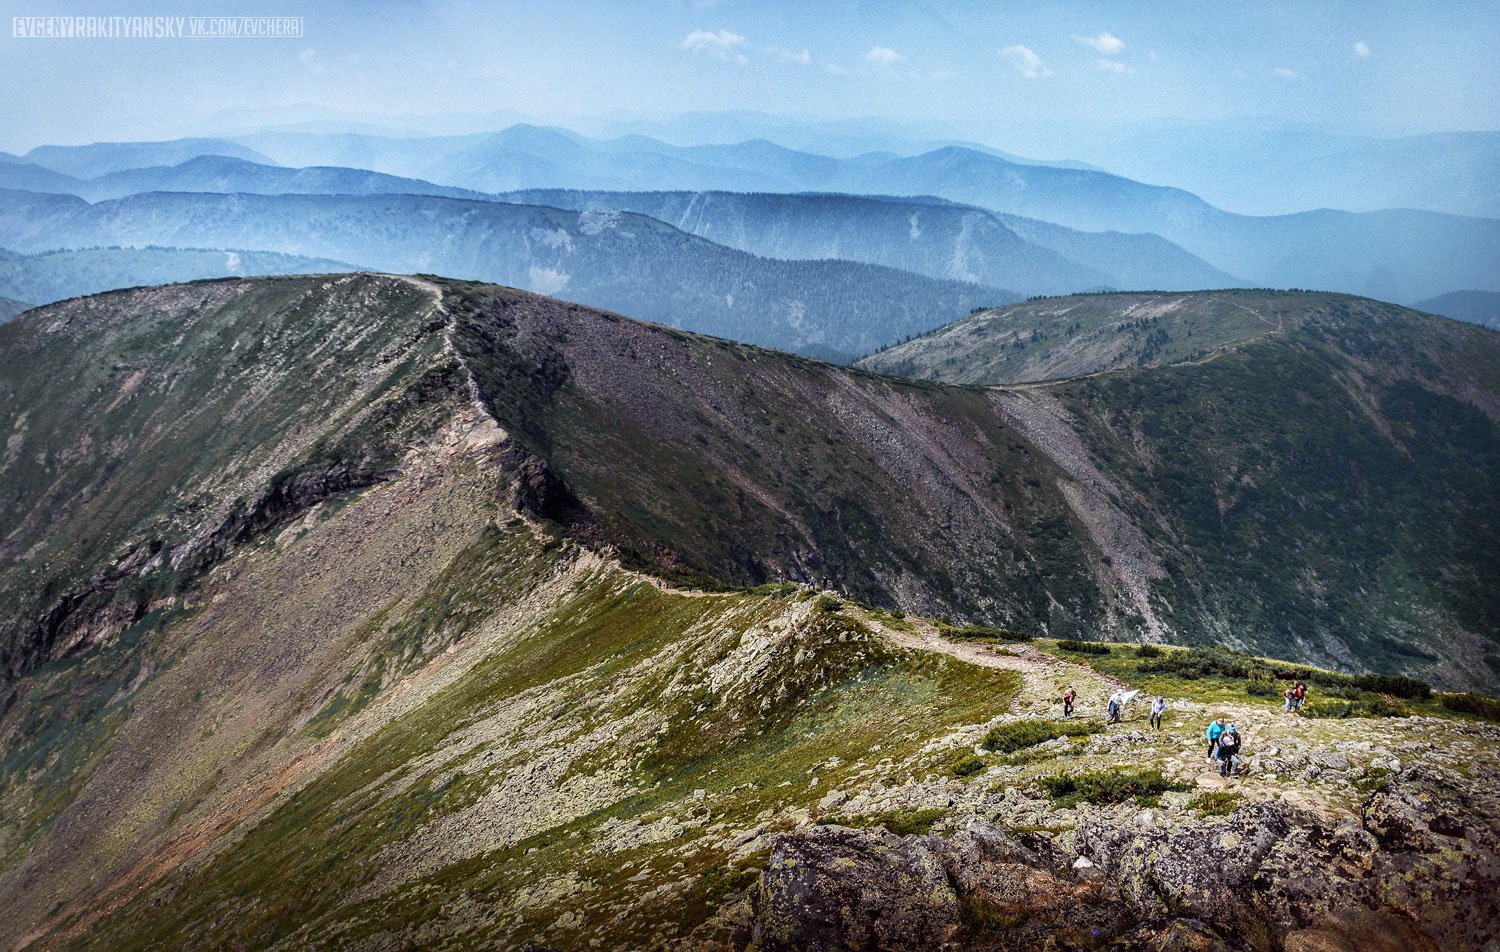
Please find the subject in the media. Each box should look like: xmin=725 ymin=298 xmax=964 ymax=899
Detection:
xmin=1205 ymin=717 xmax=1226 ymax=764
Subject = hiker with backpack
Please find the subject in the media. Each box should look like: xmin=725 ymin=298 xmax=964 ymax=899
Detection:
xmin=1206 ymin=717 xmax=1226 ymax=763
xmin=1149 ymin=695 xmax=1166 ymax=730
xmin=1062 ymin=686 xmax=1077 ymax=718
xmin=1284 ymin=686 xmax=1296 ymax=713
xmin=1107 ymin=691 xmax=1124 ymax=724
xmin=1217 ymin=724 xmax=1242 ymax=777
xmin=1292 ymin=682 xmax=1307 ymax=711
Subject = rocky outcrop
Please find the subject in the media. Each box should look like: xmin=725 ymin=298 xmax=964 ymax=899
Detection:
xmin=747 ymin=765 xmax=1500 ymax=951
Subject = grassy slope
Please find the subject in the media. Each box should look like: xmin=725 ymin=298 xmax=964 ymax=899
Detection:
xmin=861 ymin=291 xmax=1500 ymax=685
xmin=443 ymin=280 xmax=1114 ymax=639
xmin=859 ymin=289 xmax=1294 ymax=384
xmin=0 ymin=274 xmax=457 ymax=678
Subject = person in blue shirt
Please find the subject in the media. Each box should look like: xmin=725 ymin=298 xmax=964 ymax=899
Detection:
xmin=1206 ymin=717 xmax=1226 ymax=763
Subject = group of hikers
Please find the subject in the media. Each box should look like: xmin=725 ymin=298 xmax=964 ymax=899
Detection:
xmin=1065 ymin=687 xmax=1169 ymax=730
xmin=1059 ymin=679 xmax=1312 ymax=780
xmin=1204 ymin=717 xmax=1243 ymax=777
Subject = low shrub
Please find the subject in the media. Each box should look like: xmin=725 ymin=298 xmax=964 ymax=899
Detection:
xmin=1135 ymin=644 xmax=1434 ymax=701
xmin=1303 ymin=693 xmax=1408 ymax=719
xmin=1438 ymin=692 xmax=1500 ymax=723
xmin=1056 ymin=639 xmax=1111 ymax=655
xmin=1246 ymin=680 xmax=1279 ymax=698
xmin=1040 ymin=768 xmax=1188 ymax=808
xmin=1188 ymin=791 xmax=1241 ymax=817
xmin=813 ymin=594 xmax=842 ymax=613
xmin=941 ymin=622 xmax=1032 ymax=643
xmin=949 ymin=756 xmax=986 ymax=778
xmin=1136 ymin=644 xmax=1163 ymax=658
xmin=980 ymin=718 xmax=1102 ymax=754
xmin=873 ymin=807 xmax=947 ymax=836
xmin=1351 ymin=673 xmax=1431 ymax=700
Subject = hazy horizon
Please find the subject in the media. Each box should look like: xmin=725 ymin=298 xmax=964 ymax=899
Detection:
xmin=3 ymin=0 xmax=1497 ymax=156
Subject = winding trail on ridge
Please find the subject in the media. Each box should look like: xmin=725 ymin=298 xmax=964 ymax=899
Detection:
xmin=862 ymin=613 xmax=1127 ymax=716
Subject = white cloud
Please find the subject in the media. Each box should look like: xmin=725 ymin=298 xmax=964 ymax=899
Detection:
xmin=1273 ymin=66 xmax=1300 ymax=80
xmin=825 ymin=63 xmax=847 ymax=75
xmin=682 ymin=29 xmax=749 ymax=63
xmin=1073 ymin=32 xmax=1125 ymax=56
xmin=865 ymin=45 xmax=904 ymax=66
xmin=1000 ymin=44 xmax=1052 ymax=78
xmin=1353 ymin=41 xmax=1371 ymax=58
xmin=297 ymin=48 xmax=326 ymax=75
xmin=775 ymin=47 xmax=812 ymax=65
xmin=1096 ymin=58 xmax=1131 ymax=74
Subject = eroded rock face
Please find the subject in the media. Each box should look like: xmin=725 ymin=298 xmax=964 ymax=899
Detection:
xmin=751 ymin=825 xmax=959 ymax=952
xmin=746 ymin=766 xmax=1500 ymax=951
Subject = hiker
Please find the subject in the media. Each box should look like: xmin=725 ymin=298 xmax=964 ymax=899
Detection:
xmin=1107 ymin=691 xmax=1123 ymax=724
xmin=1283 ymin=686 xmax=1296 ymax=713
xmin=1149 ymin=695 xmax=1166 ymax=730
xmin=1217 ymin=724 xmax=1242 ymax=777
xmin=1205 ymin=717 xmax=1226 ymax=763
xmin=1292 ymin=682 xmax=1307 ymax=711
xmin=1062 ymin=686 xmax=1077 ymax=718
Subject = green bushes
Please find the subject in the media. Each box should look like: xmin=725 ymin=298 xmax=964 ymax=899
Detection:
xmin=949 ymin=755 xmax=986 ymax=778
xmin=941 ymin=622 xmax=1032 ymax=643
xmin=1136 ymin=644 xmax=1433 ymax=700
xmin=980 ymin=718 xmax=1102 ymax=754
xmin=1039 ymin=768 xmax=1188 ymax=808
xmin=1351 ymin=673 xmax=1430 ymax=700
xmin=873 ymin=807 xmax=947 ymax=835
xmin=1056 ymin=639 xmax=1111 ymax=655
xmin=1438 ymin=692 xmax=1500 ymax=722
xmin=1303 ymin=693 xmax=1408 ymax=719
xmin=1188 ymin=791 xmax=1241 ymax=817
xmin=1135 ymin=644 xmax=1162 ymax=658
xmin=813 ymin=594 xmax=842 ymax=613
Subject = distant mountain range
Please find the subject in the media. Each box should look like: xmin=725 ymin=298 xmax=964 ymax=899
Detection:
xmin=0 ymin=189 xmax=1008 ymax=358
xmin=1415 ymin=290 xmax=1500 ymax=330
xmin=168 ymin=126 xmax=1500 ymax=301
xmin=503 ymin=189 xmax=1239 ymax=295
xmin=1 ymin=137 xmax=275 ymax=178
xmin=2 ymin=123 xmax=1494 ymax=309
xmin=0 ymin=157 xmax=1236 ymax=296
xmin=0 ymin=246 xmax=357 ymax=306
xmin=0 ymin=154 xmax=489 ymax=204
xmin=0 ymin=295 xmax=27 ymax=324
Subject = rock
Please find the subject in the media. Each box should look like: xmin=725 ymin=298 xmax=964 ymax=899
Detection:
xmin=1072 ymin=856 xmax=1095 ymax=869
xmin=1313 ymin=751 xmax=1350 ymax=771
xmin=1149 ymin=918 xmax=1237 ymax=951
xmin=751 ymin=826 xmax=959 ymax=951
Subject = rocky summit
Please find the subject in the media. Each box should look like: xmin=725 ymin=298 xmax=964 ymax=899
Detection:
xmin=0 ymin=275 xmax=1497 ymax=951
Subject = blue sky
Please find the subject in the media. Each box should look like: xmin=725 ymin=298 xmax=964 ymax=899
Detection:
xmin=1 ymin=0 xmax=1496 ymax=151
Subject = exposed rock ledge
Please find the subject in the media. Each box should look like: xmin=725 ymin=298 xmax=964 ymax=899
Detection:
xmin=743 ymin=764 xmax=1498 ymax=951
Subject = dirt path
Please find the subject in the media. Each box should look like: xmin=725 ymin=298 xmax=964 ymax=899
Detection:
xmin=859 ymin=613 xmax=1126 ymax=717
xmin=1207 ymin=294 xmax=1284 ymax=332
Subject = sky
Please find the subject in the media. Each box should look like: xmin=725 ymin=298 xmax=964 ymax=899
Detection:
xmin=1 ymin=0 xmax=1497 ymax=153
